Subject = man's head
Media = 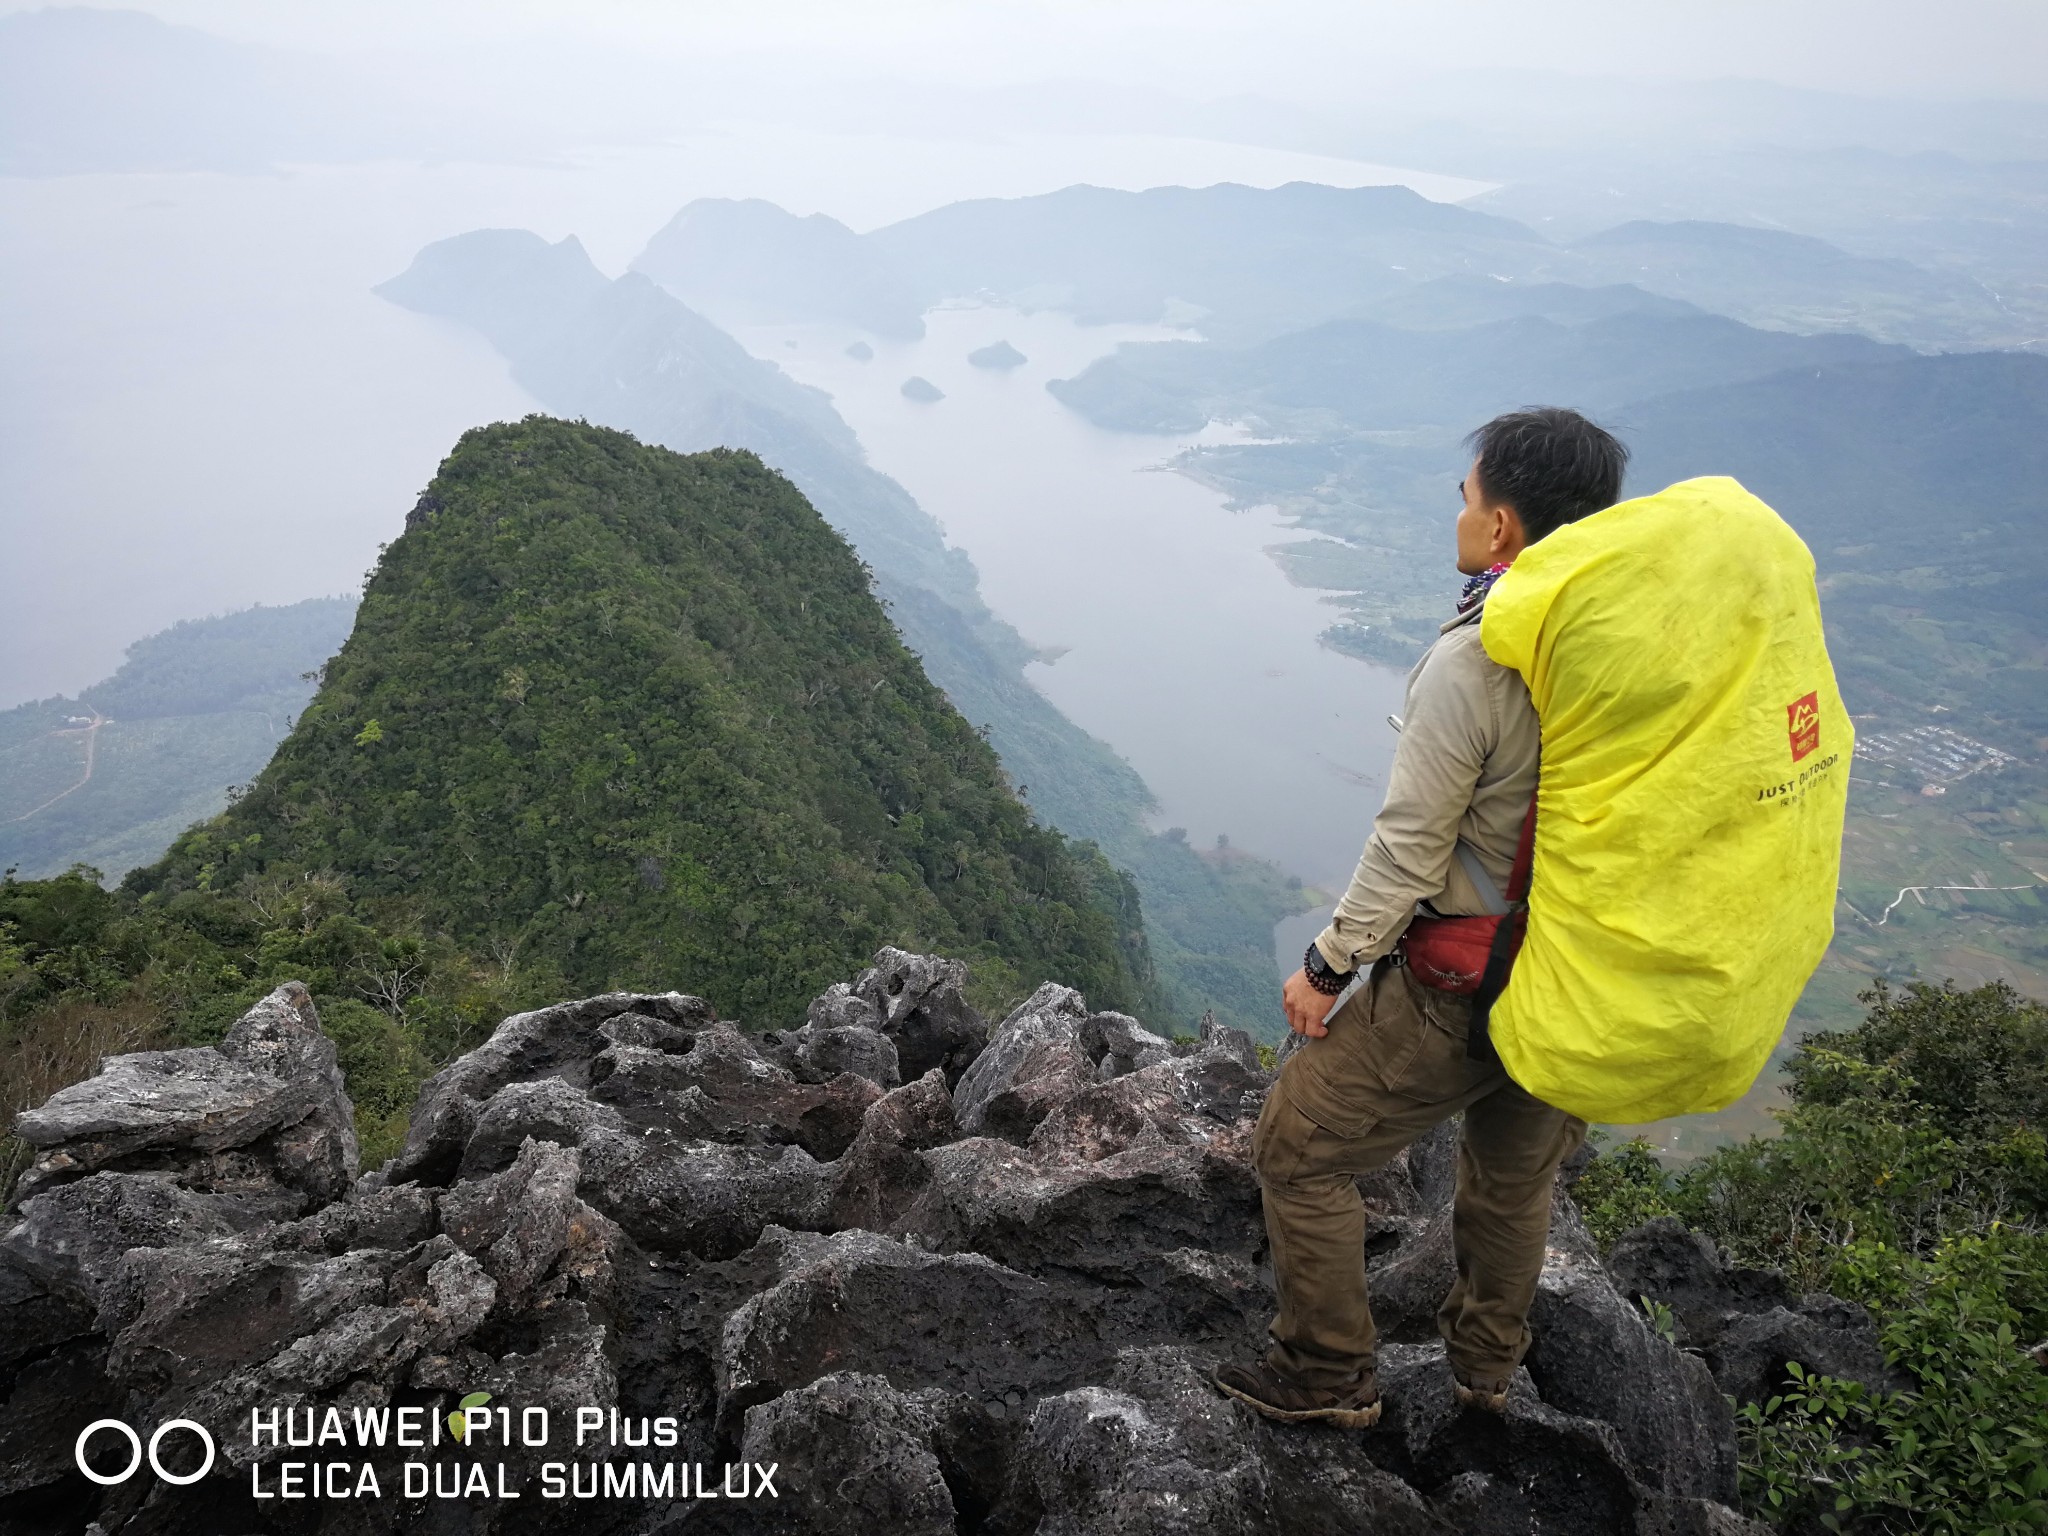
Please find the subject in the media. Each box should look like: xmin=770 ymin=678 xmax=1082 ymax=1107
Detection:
xmin=1456 ymin=408 xmax=1629 ymax=575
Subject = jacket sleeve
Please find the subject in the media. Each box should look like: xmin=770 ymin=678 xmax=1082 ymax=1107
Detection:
xmin=1313 ymin=631 xmax=1494 ymax=973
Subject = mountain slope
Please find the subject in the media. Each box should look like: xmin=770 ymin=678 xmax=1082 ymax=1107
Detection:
xmin=132 ymin=420 xmax=1149 ymax=1021
xmin=635 ymin=198 xmax=928 ymax=338
xmin=378 ymin=229 xmax=1311 ymax=1037
xmin=0 ymin=597 xmax=356 ymax=879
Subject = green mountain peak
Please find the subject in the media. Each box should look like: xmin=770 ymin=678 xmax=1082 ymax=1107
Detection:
xmin=130 ymin=417 xmax=1149 ymax=1022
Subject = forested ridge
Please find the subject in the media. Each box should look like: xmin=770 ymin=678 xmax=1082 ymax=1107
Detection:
xmin=3 ymin=417 xmax=1151 ymax=1170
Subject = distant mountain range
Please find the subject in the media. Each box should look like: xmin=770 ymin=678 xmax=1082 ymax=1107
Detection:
xmin=635 ymin=182 xmax=2025 ymax=351
xmin=1047 ymin=308 xmax=1908 ymax=435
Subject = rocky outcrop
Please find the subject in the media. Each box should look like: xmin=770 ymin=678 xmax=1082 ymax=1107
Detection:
xmin=10 ymin=981 xmax=356 ymax=1210
xmin=1605 ymin=1216 xmax=1903 ymax=1408
xmin=2 ymin=955 xmax=1765 ymax=1535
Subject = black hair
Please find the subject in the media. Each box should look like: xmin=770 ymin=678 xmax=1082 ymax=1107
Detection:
xmin=1465 ymin=408 xmax=1629 ymax=542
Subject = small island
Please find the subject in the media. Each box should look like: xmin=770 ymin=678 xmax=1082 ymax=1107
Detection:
xmin=968 ymin=339 xmax=1028 ymax=370
xmin=844 ymin=340 xmax=874 ymax=362
xmin=900 ymin=375 xmax=945 ymax=403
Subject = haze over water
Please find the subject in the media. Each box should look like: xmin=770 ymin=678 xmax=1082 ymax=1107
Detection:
xmin=756 ymin=307 xmax=1409 ymax=894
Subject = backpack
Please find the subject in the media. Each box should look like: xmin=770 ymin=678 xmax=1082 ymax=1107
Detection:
xmin=1472 ymin=477 xmax=1852 ymax=1124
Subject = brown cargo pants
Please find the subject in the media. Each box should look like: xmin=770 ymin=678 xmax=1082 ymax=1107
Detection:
xmin=1255 ymin=957 xmax=1587 ymax=1389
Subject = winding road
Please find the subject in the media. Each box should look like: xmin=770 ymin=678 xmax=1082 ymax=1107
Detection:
xmin=5 ymin=710 xmax=106 ymax=823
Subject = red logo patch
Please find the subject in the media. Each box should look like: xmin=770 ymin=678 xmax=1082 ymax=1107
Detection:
xmin=1787 ymin=692 xmax=1820 ymax=762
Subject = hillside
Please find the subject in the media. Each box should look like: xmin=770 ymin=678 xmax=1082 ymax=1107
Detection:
xmin=0 ymin=597 xmax=355 ymax=879
xmin=130 ymin=419 xmax=1149 ymax=1024
xmin=379 ymin=228 xmax=1314 ymax=1037
xmin=1047 ymin=309 xmax=1907 ymax=435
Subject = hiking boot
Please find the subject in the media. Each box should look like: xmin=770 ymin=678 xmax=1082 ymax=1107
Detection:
xmin=1451 ymin=1365 xmax=1512 ymax=1413
xmin=1212 ymin=1359 xmax=1381 ymax=1428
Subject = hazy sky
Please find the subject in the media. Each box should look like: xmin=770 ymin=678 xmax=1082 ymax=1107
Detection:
xmin=6 ymin=0 xmax=2046 ymax=102
xmin=4 ymin=0 xmax=2045 ymax=706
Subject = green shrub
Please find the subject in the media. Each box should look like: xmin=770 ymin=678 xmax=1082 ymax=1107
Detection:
xmin=1574 ymin=1132 xmax=1678 ymax=1251
xmin=319 ymin=997 xmax=431 ymax=1170
xmin=1648 ymin=981 xmax=2048 ymax=1533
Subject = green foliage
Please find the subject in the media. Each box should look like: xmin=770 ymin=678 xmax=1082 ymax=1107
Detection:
xmin=1676 ymin=983 xmax=2047 ymax=1291
xmin=319 ymin=997 xmax=431 ymax=1167
xmin=131 ymin=419 xmax=1148 ymax=1025
xmin=1736 ymin=1243 xmax=2048 ymax=1535
xmin=1590 ymin=981 xmax=2048 ymax=1533
xmin=1574 ymin=1132 xmax=1679 ymax=1251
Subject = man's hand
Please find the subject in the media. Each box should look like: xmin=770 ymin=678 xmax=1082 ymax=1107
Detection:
xmin=1282 ymin=968 xmax=1342 ymax=1038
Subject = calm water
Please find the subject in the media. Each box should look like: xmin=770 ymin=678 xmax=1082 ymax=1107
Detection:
xmin=749 ymin=307 xmax=1409 ymax=897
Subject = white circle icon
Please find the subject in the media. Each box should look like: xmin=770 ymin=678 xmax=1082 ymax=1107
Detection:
xmin=75 ymin=1420 xmax=142 ymax=1485
xmin=149 ymin=1420 xmax=216 ymax=1485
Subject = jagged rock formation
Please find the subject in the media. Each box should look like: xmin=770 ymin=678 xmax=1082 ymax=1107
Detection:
xmin=1604 ymin=1217 xmax=1903 ymax=1409
xmin=2 ymin=961 xmax=1777 ymax=1535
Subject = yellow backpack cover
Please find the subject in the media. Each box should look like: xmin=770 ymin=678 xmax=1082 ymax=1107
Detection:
xmin=1479 ymin=476 xmax=1851 ymax=1124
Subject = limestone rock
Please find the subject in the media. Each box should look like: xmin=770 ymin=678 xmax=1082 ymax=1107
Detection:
xmin=851 ymin=947 xmax=988 ymax=1084
xmin=1523 ymin=1199 xmax=1738 ymax=1504
xmin=1080 ymin=1009 xmax=1176 ymax=1078
xmin=991 ymin=1345 xmax=1450 ymax=1535
xmin=0 ymin=1171 xmax=291 ymax=1307
xmin=1605 ymin=1216 xmax=1899 ymax=1406
xmin=437 ymin=1137 xmax=621 ymax=1310
xmin=10 ymin=982 xmax=357 ymax=1210
xmin=906 ymin=1135 xmax=1263 ymax=1282
xmin=797 ymin=1023 xmax=902 ymax=1088
xmin=952 ymin=982 xmax=1097 ymax=1139
xmin=726 ymin=1372 xmax=960 ymax=1535
xmin=390 ymin=989 xmax=714 ymax=1185
xmin=716 ymin=1226 xmax=1112 ymax=1435
xmin=1714 ymin=1298 xmax=1897 ymax=1410
xmin=1197 ymin=1009 xmax=1263 ymax=1075
xmin=824 ymin=1069 xmax=959 ymax=1231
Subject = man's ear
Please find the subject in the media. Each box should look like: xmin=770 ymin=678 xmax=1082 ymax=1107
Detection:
xmin=1494 ymin=505 xmax=1529 ymax=561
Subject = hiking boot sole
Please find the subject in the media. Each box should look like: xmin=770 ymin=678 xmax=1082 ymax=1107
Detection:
xmin=1214 ymin=1379 xmax=1383 ymax=1429
xmin=1452 ymin=1381 xmax=1509 ymax=1413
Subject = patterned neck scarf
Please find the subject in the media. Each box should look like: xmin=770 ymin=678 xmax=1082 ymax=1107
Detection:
xmin=1457 ymin=561 xmax=1512 ymax=615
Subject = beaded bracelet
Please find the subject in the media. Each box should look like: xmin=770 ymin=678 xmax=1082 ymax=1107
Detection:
xmin=1302 ymin=943 xmax=1353 ymax=996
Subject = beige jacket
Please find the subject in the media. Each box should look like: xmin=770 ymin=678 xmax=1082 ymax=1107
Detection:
xmin=1313 ymin=597 xmax=1540 ymax=975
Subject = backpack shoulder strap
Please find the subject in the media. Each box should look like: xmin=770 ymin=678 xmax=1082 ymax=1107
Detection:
xmin=1467 ymin=792 xmax=1540 ymax=1066
xmin=1506 ymin=795 xmax=1538 ymax=902
xmin=1453 ymin=841 xmax=1510 ymax=916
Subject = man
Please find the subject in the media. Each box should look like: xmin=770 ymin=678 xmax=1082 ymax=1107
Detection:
xmin=1213 ymin=407 xmax=1629 ymax=1427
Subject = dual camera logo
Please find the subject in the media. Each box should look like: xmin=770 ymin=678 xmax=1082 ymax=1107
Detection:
xmin=76 ymin=1419 xmax=216 ymax=1486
